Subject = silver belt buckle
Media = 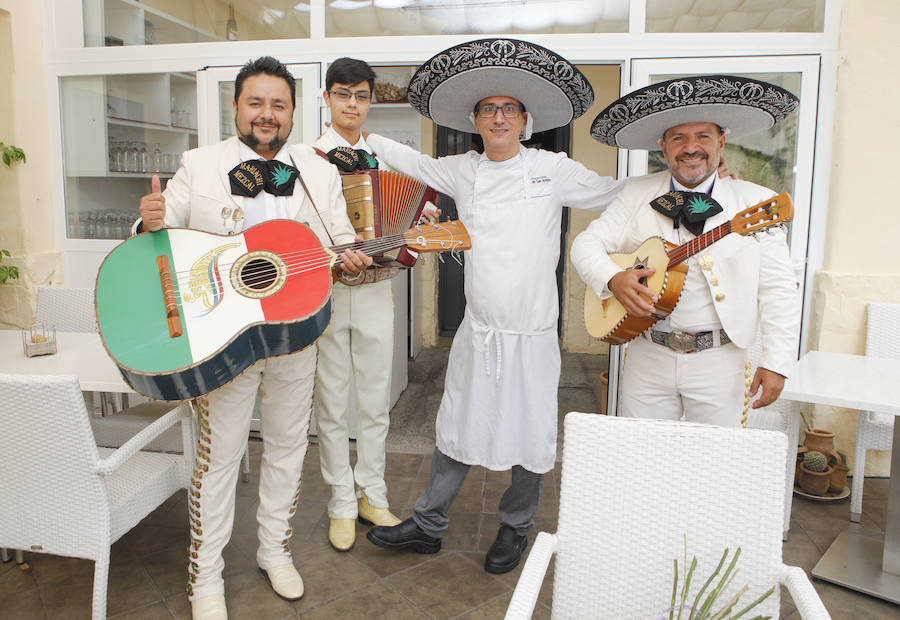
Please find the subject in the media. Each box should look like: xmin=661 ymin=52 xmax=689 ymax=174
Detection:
xmin=665 ymin=330 xmax=696 ymax=353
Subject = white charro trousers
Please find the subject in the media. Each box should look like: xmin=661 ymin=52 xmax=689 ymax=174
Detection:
xmin=188 ymin=348 xmax=316 ymax=600
xmin=618 ymin=336 xmax=749 ymax=427
xmin=315 ymin=279 xmax=394 ymax=518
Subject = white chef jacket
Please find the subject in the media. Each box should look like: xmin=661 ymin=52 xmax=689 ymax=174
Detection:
xmin=367 ymin=134 xmax=622 ymax=472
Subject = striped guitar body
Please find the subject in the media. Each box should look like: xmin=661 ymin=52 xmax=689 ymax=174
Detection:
xmin=584 ymin=192 xmax=794 ymax=345
xmin=96 ymin=218 xmax=471 ymax=401
xmin=96 ymin=220 xmax=333 ymax=401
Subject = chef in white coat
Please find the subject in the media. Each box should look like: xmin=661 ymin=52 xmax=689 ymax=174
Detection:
xmin=363 ymin=38 xmax=623 ymax=574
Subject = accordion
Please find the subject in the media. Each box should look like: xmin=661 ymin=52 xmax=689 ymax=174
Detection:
xmin=340 ymin=169 xmax=438 ymax=267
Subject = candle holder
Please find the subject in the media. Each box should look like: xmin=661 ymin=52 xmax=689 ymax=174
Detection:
xmin=22 ymin=325 xmax=57 ymax=357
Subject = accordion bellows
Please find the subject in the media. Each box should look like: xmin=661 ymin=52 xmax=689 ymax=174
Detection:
xmin=340 ymin=170 xmax=437 ymax=266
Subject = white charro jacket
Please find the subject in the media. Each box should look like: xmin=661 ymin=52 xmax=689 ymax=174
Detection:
xmin=161 ymin=136 xmax=356 ymax=247
xmin=571 ymin=170 xmax=799 ymax=377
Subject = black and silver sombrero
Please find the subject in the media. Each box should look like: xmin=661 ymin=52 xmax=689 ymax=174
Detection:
xmin=406 ymin=38 xmax=594 ymax=134
xmin=590 ymin=75 xmax=799 ymax=150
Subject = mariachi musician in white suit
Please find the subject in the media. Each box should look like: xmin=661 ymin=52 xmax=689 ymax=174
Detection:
xmin=136 ymin=57 xmax=371 ymax=620
xmin=312 ymin=57 xmax=412 ymax=553
xmin=571 ymin=75 xmax=801 ymax=427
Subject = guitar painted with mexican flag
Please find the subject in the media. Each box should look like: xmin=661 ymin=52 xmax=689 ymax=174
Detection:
xmin=584 ymin=192 xmax=793 ymax=345
xmin=96 ymin=219 xmax=469 ymax=401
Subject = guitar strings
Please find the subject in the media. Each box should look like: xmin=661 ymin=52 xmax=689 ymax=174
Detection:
xmin=157 ymin=227 xmax=465 ymax=310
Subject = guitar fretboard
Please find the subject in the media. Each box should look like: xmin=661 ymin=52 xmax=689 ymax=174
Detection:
xmin=666 ymin=222 xmax=733 ymax=268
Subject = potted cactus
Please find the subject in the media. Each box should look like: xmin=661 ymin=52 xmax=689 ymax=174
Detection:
xmin=797 ymin=451 xmax=833 ymax=496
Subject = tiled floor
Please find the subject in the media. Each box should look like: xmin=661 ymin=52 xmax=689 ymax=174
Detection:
xmin=2 ymin=351 xmax=900 ymax=619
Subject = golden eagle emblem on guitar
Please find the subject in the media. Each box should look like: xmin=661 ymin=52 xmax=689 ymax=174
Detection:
xmin=584 ymin=193 xmax=793 ymax=345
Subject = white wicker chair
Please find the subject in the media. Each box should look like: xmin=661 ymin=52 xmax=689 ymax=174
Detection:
xmin=505 ymin=414 xmax=830 ymax=620
xmin=850 ymin=302 xmax=900 ymax=522
xmin=35 ymin=285 xmax=97 ymax=332
xmin=0 ymin=374 xmax=193 ymax=620
xmin=745 ymin=333 xmax=802 ymax=540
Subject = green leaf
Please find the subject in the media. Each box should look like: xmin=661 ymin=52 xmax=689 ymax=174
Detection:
xmin=1 ymin=249 xmax=9 ymax=257
xmin=0 ymin=267 xmax=8 ymax=283
xmin=9 ymin=266 xmax=18 ymax=279
xmin=2 ymin=152 xmax=9 ymax=166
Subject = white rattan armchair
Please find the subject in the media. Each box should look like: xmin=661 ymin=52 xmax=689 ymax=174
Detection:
xmin=35 ymin=285 xmax=98 ymax=332
xmin=0 ymin=374 xmax=193 ymax=620
xmin=850 ymin=302 xmax=900 ymax=522
xmin=745 ymin=333 xmax=802 ymax=540
xmin=505 ymin=414 xmax=830 ymax=620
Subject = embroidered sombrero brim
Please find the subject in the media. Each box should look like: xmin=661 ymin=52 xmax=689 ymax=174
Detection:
xmin=407 ymin=38 xmax=594 ymax=134
xmin=590 ymin=75 xmax=799 ymax=150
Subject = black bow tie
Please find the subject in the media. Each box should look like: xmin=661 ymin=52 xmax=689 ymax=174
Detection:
xmin=649 ymin=191 xmax=723 ymax=236
xmin=229 ymin=159 xmax=299 ymax=197
xmin=324 ymin=146 xmax=379 ymax=172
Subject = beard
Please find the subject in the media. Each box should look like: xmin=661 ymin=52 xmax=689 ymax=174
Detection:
xmin=237 ymin=121 xmax=290 ymax=153
xmin=673 ymin=152 xmax=717 ymax=187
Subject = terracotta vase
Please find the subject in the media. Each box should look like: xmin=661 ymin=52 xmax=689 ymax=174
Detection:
xmin=797 ymin=462 xmax=834 ymax=495
xmin=829 ymin=464 xmax=849 ymax=493
xmin=803 ymin=428 xmax=842 ymax=467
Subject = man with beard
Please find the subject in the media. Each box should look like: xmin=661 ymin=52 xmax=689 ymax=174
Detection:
xmin=136 ymin=56 xmax=371 ymax=620
xmin=571 ymin=75 xmax=800 ymax=427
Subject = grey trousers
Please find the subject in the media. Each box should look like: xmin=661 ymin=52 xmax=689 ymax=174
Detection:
xmin=412 ymin=448 xmax=544 ymax=538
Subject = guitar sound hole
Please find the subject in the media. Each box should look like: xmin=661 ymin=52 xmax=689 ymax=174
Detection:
xmin=241 ymin=258 xmax=278 ymax=290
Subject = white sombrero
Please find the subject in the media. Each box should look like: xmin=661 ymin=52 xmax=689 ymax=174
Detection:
xmin=406 ymin=38 xmax=594 ymax=134
xmin=591 ymin=75 xmax=799 ymax=150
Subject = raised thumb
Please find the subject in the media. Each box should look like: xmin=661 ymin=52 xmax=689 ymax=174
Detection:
xmin=151 ymin=174 xmax=161 ymax=194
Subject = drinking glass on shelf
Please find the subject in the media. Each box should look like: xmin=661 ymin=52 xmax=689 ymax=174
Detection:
xmin=137 ymin=142 xmax=147 ymax=173
xmin=150 ymin=143 xmax=162 ymax=173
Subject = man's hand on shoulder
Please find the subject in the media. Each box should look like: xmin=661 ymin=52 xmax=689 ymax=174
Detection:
xmin=717 ymin=156 xmax=738 ymax=180
xmin=750 ymin=367 xmax=786 ymax=408
xmin=608 ymin=268 xmax=657 ymax=317
xmin=139 ymin=175 xmax=166 ymax=232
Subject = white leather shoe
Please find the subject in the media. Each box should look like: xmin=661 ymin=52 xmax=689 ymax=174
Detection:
xmin=329 ymin=518 xmax=356 ymax=551
xmin=191 ymin=594 xmax=227 ymax=620
xmin=358 ymin=490 xmax=402 ymax=527
xmin=262 ymin=563 xmax=304 ymax=601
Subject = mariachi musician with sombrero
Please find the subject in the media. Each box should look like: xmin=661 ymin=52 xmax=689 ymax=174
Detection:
xmin=362 ymin=38 xmax=623 ymax=573
xmin=571 ymin=75 xmax=801 ymax=427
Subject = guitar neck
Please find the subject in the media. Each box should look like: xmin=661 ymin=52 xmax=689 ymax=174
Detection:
xmin=666 ymin=222 xmax=733 ymax=268
xmin=329 ymin=234 xmax=407 ymax=265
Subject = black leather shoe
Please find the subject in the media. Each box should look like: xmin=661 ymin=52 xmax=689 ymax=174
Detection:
xmin=484 ymin=525 xmax=528 ymax=574
xmin=366 ymin=517 xmax=442 ymax=554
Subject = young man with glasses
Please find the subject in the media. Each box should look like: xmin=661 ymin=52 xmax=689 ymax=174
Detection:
xmin=312 ymin=57 xmax=405 ymax=553
xmin=361 ymin=39 xmax=624 ymax=574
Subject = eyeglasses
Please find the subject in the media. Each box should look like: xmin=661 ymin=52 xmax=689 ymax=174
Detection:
xmin=475 ymin=103 xmax=523 ymax=119
xmin=328 ymin=89 xmax=372 ymax=103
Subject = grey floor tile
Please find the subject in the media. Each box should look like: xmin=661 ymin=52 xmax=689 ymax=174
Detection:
xmin=290 ymin=546 xmax=379 ymax=613
xmin=0 ymin=560 xmax=37 ymax=597
xmin=296 ymin=581 xmax=426 ymax=619
xmin=384 ymin=552 xmax=510 ymax=619
xmin=0 ymin=586 xmax=45 ymax=619
xmin=109 ymin=601 xmax=174 ymax=619
xmin=223 ymin=569 xmax=296 ymax=619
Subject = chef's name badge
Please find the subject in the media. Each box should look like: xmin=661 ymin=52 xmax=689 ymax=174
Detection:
xmin=529 ymin=175 xmax=552 ymax=198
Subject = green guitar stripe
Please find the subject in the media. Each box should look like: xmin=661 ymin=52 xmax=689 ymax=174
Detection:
xmin=96 ymin=231 xmax=193 ymax=373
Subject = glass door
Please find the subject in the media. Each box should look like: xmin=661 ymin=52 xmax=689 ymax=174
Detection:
xmin=197 ymin=63 xmax=320 ymax=148
xmin=606 ymin=55 xmax=820 ymax=416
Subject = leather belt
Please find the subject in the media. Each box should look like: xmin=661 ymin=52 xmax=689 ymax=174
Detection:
xmin=646 ymin=328 xmax=731 ymax=354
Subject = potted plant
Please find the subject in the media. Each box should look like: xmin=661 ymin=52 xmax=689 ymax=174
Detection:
xmin=796 ymin=409 xmax=848 ymax=495
xmin=797 ymin=451 xmax=834 ymax=495
xmin=0 ymin=141 xmax=25 ymax=285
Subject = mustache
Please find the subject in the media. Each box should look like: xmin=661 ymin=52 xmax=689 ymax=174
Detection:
xmin=677 ymin=151 xmax=707 ymax=161
xmin=251 ymin=120 xmax=280 ymax=129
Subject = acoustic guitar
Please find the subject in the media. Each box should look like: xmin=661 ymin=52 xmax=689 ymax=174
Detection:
xmin=96 ymin=219 xmax=470 ymax=401
xmin=584 ymin=193 xmax=792 ymax=345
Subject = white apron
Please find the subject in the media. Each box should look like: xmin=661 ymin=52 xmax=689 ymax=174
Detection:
xmin=435 ymin=155 xmax=562 ymax=474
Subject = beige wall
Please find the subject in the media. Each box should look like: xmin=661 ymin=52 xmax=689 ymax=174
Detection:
xmin=804 ymin=0 xmax=900 ymax=475
xmin=0 ymin=1 xmax=61 ymax=329
xmin=562 ymin=64 xmax=620 ymax=354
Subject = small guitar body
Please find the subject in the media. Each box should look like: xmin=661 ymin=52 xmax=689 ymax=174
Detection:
xmin=583 ymin=192 xmax=793 ymax=345
xmin=97 ymin=218 xmax=470 ymax=401
xmin=584 ymin=237 xmax=687 ymax=345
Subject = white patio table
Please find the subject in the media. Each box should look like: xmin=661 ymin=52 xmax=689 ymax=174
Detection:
xmin=0 ymin=330 xmax=130 ymax=393
xmin=780 ymin=350 xmax=900 ymax=603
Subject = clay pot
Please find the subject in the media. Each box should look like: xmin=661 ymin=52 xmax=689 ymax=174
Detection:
xmin=830 ymin=464 xmax=849 ymax=493
xmin=803 ymin=428 xmax=842 ymax=467
xmin=798 ymin=462 xmax=834 ymax=495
